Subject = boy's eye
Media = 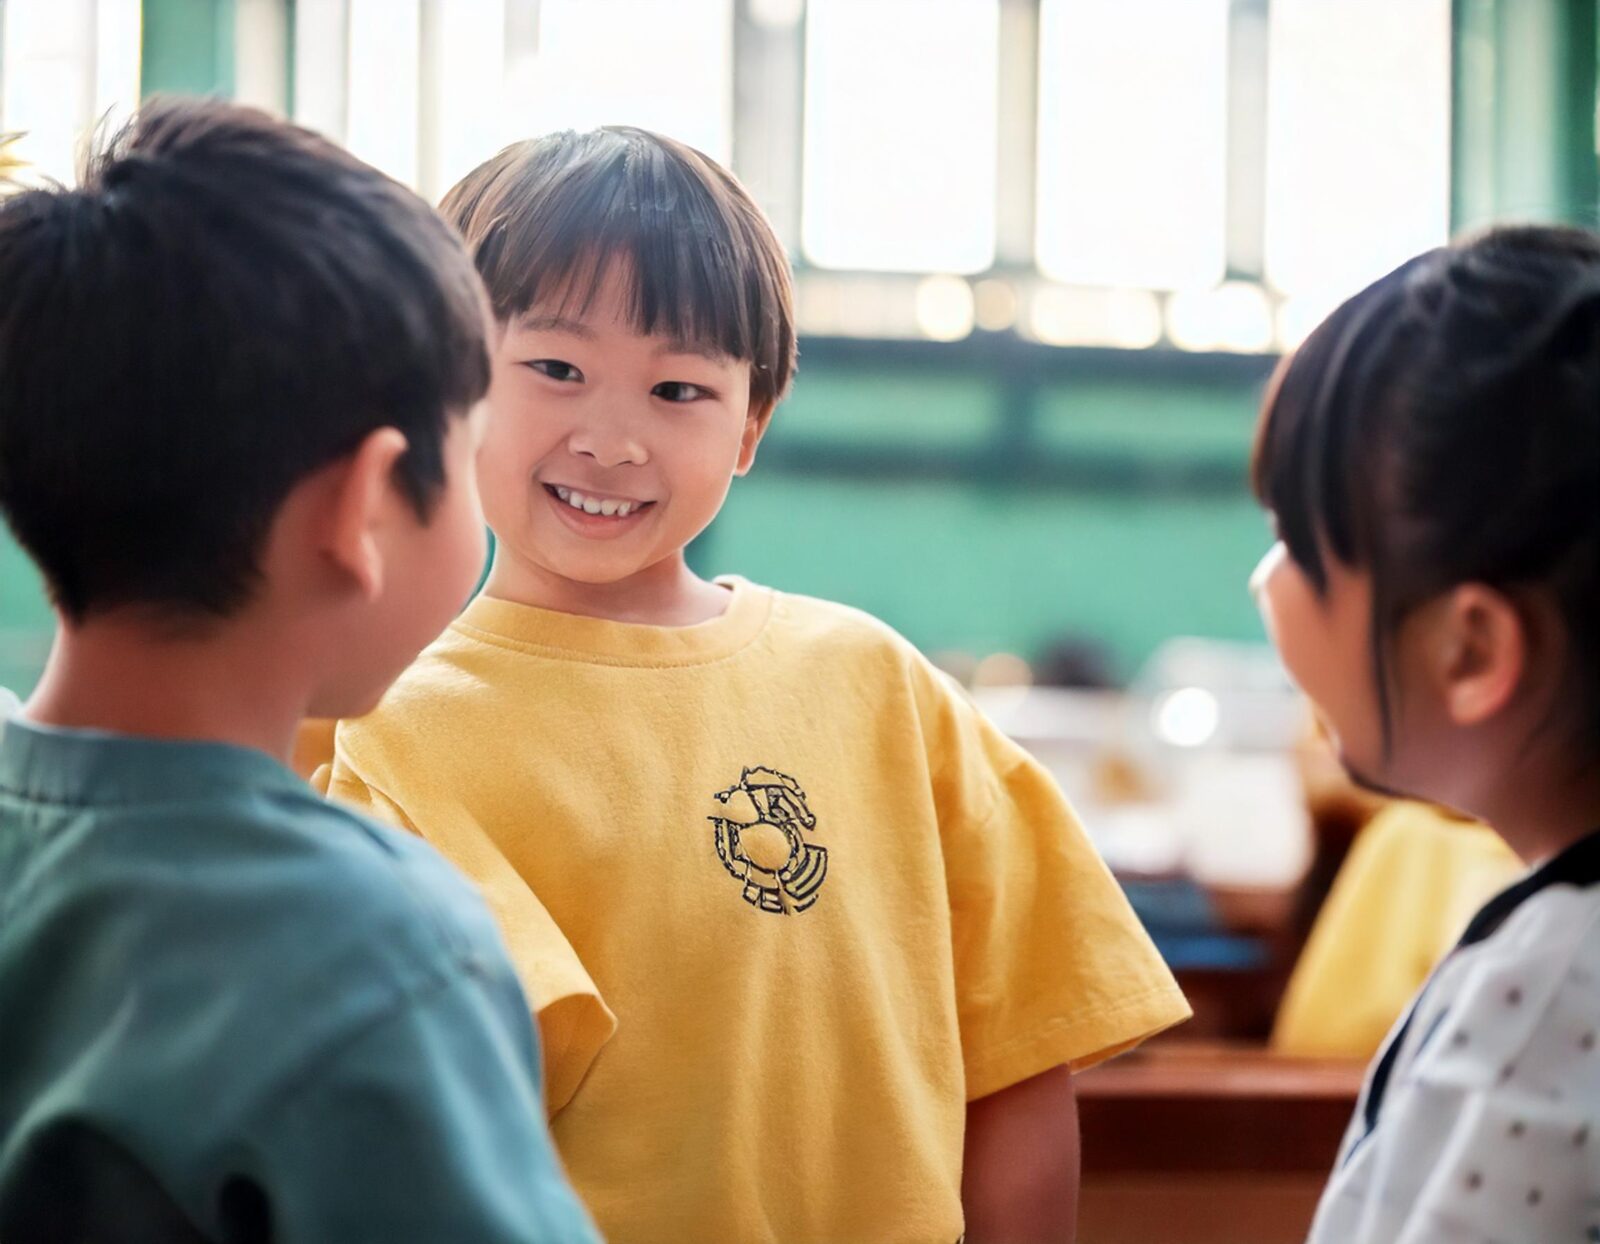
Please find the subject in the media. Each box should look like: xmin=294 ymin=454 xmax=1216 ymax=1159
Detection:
xmin=525 ymin=359 xmax=584 ymax=383
xmin=653 ymin=381 xmax=712 ymax=403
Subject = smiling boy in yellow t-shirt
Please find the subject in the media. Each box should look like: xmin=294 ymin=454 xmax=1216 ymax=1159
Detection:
xmin=320 ymin=126 xmax=1189 ymax=1243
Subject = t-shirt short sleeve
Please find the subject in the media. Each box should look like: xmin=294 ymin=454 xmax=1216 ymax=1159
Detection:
xmin=258 ymin=968 xmax=599 ymax=1242
xmin=917 ymin=664 xmax=1191 ymax=1098
xmin=321 ymin=759 xmax=617 ymax=1116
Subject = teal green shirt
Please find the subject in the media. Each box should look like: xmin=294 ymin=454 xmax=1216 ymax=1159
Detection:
xmin=0 ymin=719 xmax=598 ymax=1242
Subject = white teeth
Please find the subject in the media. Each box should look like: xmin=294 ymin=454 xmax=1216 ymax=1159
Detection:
xmin=552 ymin=486 xmax=642 ymax=518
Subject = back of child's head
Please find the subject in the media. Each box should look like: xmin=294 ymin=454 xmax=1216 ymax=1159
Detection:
xmin=0 ymin=96 xmax=489 ymax=623
xmin=440 ymin=126 xmax=796 ymax=415
xmin=1253 ymin=225 xmax=1600 ymax=745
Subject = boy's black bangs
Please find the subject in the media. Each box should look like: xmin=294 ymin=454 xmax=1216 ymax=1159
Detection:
xmin=474 ymin=132 xmax=772 ymax=383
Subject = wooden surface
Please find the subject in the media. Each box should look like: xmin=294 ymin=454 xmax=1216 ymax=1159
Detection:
xmin=1078 ymin=1042 xmax=1365 ymax=1104
xmin=1076 ymin=1042 xmax=1365 ymax=1244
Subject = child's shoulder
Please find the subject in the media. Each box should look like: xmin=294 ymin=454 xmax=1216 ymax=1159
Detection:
xmin=218 ymin=789 xmax=521 ymax=1044
xmin=255 ymin=782 xmax=503 ymax=964
xmin=757 ymin=580 xmax=926 ymax=667
xmin=1490 ymin=874 xmax=1600 ymax=966
xmin=1427 ymin=876 xmax=1600 ymax=1073
xmin=21 ymin=753 xmax=507 ymax=1050
xmin=759 ymin=583 xmax=975 ymax=714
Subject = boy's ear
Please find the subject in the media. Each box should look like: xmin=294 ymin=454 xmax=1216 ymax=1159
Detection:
xmin=734 ymin=401 xmax=775 ymax=477
xmin=322 ymin=427 xmax=411 ymax=601
xmin=1425 ymin=583 xmax=1526 ymax=727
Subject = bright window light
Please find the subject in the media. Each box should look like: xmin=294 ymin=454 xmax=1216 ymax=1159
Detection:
xmin=1264 ymin=0 xmax=1450 ymax=304
xmin=234 ymin=0 xmax=291 ymax=114
xmin=345 ymin=0 xmax=422 ymax=186
xmin=1028 ymin=285 xmax=1162 ymax=350
xmin=302 ymin=0 xmax=731 ymax=193
xmin=914 ymin=275 xmax=976 ymax=342
xmin=509 ymin=0 xmax=734 ymax=163
xmin=802 ymin=0 xmax=998 ymax=274
xmin=1166 ymin=282 xmax=1274 ymax=353
xmin=749 ymin=0 xmax=803 ymax=28
xmin=423 ymin=0 xmax=506 ymax=195
xmin=293 ymin=0 xmax=350 ymax=144
xmin=1 ymin=0 xmax=141 ymax=185
xmin=1154 ymin=687 xmax=1221 ymax=749
xmin=93 ymin=0 xmax=140 ymax=131
xmin=1036 ymin=0 xmax=1229 ymax=290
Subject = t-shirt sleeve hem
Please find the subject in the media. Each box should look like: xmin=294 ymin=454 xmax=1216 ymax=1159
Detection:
xmin=964 ymin=982 xmax=1192 ymax=1100
xmin=537 ymin=987 xmax=618 ymax=1116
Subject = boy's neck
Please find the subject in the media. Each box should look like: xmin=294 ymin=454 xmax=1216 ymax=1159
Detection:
xmin=482 ymin=550 xmax=733 ymax=627
xmin=24 ymin=613 xmax=312 ymax=765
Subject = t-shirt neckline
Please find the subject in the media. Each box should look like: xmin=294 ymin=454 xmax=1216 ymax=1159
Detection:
xmin=0 ymin=716 xmax=301 ymax=805
xmin=453 ymin=575 xmax=772 ymax=667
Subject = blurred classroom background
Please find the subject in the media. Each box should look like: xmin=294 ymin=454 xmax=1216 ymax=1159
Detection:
xmin=0 ymin=1 xmax=1591 ymax=1240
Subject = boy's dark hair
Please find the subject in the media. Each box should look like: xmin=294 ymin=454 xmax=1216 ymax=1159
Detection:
xmin=0 ymin=96 xmax=490 ymax=622
xmin=440 ymin=127 xmax=796 ymax=413
xmin=1253 ymin=225 xmax=1600 ymax=745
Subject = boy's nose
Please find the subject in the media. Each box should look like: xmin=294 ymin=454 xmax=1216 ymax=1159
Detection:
xmin=567 ymin=424 xmax=648 ymax=469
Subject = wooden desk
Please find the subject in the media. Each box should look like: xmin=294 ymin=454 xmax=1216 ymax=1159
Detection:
xmin=1076 ymin=1043 xmax=1365 ymax=1244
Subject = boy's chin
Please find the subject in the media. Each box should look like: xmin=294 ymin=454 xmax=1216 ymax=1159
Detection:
xmin=537 ymin=549 xmax=657 ymax=587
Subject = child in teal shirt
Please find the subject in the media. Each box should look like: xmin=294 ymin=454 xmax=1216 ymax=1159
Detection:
xmin=0 ymin=98 xmax=594 ymax=1242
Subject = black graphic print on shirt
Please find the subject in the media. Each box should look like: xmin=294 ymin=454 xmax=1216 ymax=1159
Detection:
xmin=708 ymin=766 xmax=828 ymax=914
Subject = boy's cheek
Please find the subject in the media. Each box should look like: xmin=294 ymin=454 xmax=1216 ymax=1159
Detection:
xmin=476 ymin=414 xmax=535 ymax=487
xmin=473 ymin=454 xmax=526 ymax=536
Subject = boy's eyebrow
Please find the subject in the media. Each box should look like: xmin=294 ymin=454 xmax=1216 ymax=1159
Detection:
xmin=514 ymin=313 xmax=729 ymax=363
xmin=654 ymin=338 xmax=731 ymax=364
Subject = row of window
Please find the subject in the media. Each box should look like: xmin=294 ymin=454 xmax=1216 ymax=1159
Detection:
xmin=1 ymin=0 xmax=1450 ymax=349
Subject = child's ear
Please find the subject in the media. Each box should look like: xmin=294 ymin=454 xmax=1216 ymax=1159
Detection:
xmin=735 ymin=401 xmax=775 ymax=477
xmin=1426 ymin=583 xmax=1526 ymax=727
xmin=322 ymin=427 xmax=411 ymax=601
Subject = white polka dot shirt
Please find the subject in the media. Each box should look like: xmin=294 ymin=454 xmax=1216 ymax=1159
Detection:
xmin=1309 ymin=830 xmax=1600 ymax=1244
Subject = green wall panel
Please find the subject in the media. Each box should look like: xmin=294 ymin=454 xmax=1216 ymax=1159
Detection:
xmin=0 ymin=538 xmax=49 ymax=697
xmin=140 ymin=0 xmax=236 ymax=98
xmin=776 ymin=370 xmax=998 ymax=447
xmin=704 ymin=472 xmax=1272 ymax=679
xmin=1035 ymin=375 xmax=1266 ymax=459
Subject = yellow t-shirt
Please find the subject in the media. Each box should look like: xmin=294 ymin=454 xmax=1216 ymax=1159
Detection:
xmin=322 ymin=578 xmax=1189 ymax=1243
xmin=1272 ymin=801 xmax=1523 ymax=1059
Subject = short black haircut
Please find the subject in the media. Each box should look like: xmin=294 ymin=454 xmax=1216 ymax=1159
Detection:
xmin=1253 ymin=225 xmax=1600 ymax=745
xmin=0 ymin=96 xmax=490 ymax=622
xmin=439 ymin=126 xmax=796 ymax=413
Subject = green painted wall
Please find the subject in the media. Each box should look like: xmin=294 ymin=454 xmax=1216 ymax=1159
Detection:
xmin=141 ymin=0 xmax=236 ymax=98
xmin=0 ymin=540 xmax=49 ymax=697
xmin=699 ymin=360 xmax=1273 ymax=679
xmin=707 ymin=474 xmax=1270 ymax=676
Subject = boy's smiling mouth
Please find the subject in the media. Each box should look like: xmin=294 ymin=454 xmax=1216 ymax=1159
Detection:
xmin=542 ymin=482 xmax=656 ymax=525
